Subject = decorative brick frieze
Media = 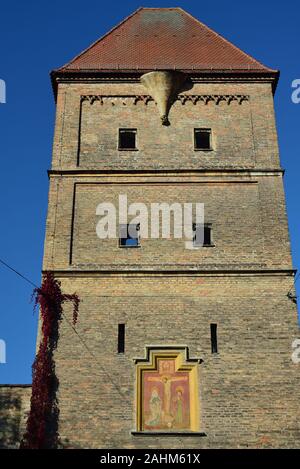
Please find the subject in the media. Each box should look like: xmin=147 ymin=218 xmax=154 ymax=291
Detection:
xmin=80 ymin=94 xmax=250 ymax=106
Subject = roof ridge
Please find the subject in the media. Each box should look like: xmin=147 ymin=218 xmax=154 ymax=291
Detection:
xmin=180 ymin=7 xmax=277 ymax=72
xmin=139 ymin=7 xmax=182 ymax=9
xmin=56 ymin=7 xmax=143 ymax=71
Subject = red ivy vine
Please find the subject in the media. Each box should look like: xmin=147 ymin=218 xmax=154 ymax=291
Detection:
xmin=20 ymin=272 xmax=80 ymax=449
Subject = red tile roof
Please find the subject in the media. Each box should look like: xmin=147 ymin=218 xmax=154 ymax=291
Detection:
xmin=56 ymin=7 xmax=277 ymax=73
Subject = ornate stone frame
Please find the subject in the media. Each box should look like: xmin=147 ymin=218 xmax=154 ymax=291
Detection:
xmin=133 ymin=346 xmax=204 ymax=435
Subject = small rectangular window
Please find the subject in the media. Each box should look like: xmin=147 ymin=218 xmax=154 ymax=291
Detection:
xmin=210 ymin=323 xmax=218 ymax=354
xmin=193 ymin=223 xmax=213 ymax=247
xmin=194 ymin=128 xmax=212 ymax=150
xmin=119 ymin=223 xmax=140 ymax=248
xmin=119 ymin=129 xmax=137 ymax=150
xmin=118 ymin=324 xmax=125 ymax=354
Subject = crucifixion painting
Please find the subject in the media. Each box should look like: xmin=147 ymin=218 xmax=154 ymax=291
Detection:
xmin=143 ymin=358 xmax=190 ymax=430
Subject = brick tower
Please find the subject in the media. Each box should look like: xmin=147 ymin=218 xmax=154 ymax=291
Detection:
xmin=44 ymin=8 xmax=299 ymax=448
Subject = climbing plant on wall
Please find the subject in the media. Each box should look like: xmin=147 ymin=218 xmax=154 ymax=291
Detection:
xmin=20 ymin=272 xmax=79 ymax=449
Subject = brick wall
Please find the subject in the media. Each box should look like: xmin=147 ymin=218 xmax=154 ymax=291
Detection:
xmin=52 ymin=275 xmax=300 ymax=448
xmin=51 ymin=82 xmax=280 ymax=171
xmin=43 ymin=174 xmax=292 ymax=271
xmin=38 ymin=75 xmax=300 ymax=448
xmin=0 ymin=385 xmax=31 ymax=448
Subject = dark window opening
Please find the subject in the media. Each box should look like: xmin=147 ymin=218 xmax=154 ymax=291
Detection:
xmin=119 ymin=223 xmax=140 ymax=248
xmin=194 ymin=128 xmax=212 ymax=150
xmin=119 ymin=129 xmax=137 ymax=150
xmin=193 ymin=223 xmax=213 ymax=247
xmin=210 ymin=323 xmax=218 ymax=354
xmin=118 ymin=324 xmax=125 ymax=354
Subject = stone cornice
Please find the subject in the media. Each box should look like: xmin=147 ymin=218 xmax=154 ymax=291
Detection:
xmin=0 ymin=384 xmax=32 ymax=388
xmin=43 ymin=269 xmax=296 ymax=278
xmin=51 ymin=71 xmax=279 ymax=100
xmin=48 ymin=169 xmax=284 ymax=178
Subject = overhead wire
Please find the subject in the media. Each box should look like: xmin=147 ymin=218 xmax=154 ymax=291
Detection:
xmin=0 ymin=257 xmax=130 ymax=401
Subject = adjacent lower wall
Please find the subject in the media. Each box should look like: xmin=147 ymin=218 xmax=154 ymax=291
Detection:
xmin=51 ymin=273 xmax=300 ymax=448
xmin=0 ymin=385 xmax=31 ymax=449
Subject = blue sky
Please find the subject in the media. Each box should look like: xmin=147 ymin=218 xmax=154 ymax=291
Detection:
xmin=0 ymin=0 xmax=299 ymax=383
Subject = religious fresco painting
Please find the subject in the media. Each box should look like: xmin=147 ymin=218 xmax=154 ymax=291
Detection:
xmin=136 ymin=349 xmax=200 ymax=432
xmin=143 ymin=359 xmax=190 ymax=430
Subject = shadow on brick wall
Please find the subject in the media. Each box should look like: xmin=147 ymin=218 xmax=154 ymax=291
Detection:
xmin=0 ymin=391 xmax=22 ymax=449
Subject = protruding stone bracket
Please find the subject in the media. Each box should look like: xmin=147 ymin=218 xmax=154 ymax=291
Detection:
xmin=140 ymin=71 xmax=190 ymax=125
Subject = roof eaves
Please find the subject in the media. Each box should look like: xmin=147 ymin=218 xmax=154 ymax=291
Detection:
xmin=50 ymin=68 xmax=280 ymax=101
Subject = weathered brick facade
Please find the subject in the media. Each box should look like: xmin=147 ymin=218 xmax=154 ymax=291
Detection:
xmin=0 ymin=385 xmax=31 ymax=448
xmin=43 ymin=74 xmax=300 ymax=446
xmin=5 ymin=8 xmax=300 ymax=449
